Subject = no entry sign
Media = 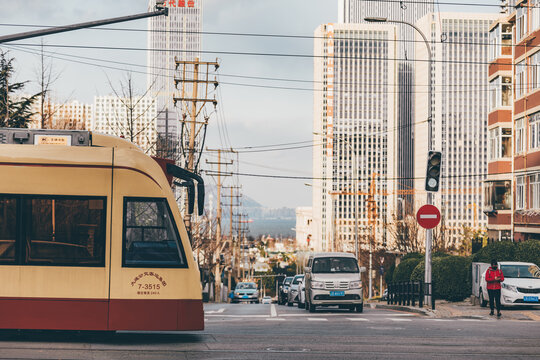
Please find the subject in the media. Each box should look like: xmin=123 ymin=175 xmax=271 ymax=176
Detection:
xmin=416 ymin=204 xmax=441 ymax=229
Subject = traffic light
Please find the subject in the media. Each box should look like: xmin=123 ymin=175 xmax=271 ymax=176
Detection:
xmin=425 ymin=151 xmax=442 ymax=192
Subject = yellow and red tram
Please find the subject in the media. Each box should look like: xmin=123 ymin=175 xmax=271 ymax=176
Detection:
xmin=0 ymin=129 xmax=203 ymax=331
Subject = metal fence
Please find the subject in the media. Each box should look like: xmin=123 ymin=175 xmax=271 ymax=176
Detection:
xmin=387 ymin=281 xmax=435 ymax=310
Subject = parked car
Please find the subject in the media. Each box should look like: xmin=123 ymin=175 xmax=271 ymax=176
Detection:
xmin=298 ymin=277 xmax=306 ymax=308
xmin=261 ymin=296 xmax=272 ymax=304
xmin=304 ymin=252 xmax=365 ymax=313
xmin=278 ymin=276 xmax=294 ymax=305
xmin=287 ymin=274 xmax=305 ymax=306
xmin=475 ymin=261 xmax=540 ymax=307
xmin=232 ymin=282 xmax=260 ymax=303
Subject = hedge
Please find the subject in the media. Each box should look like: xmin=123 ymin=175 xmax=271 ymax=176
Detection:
xmin=515 ymin=240 xmax=540 ymax=266
xmin=472 ymin=240 xmax=515 ymax=263
xmin=410 ymin=256 xmax=471 ymax=302
xmin=393 ymin=257 xmax=422 ymax=283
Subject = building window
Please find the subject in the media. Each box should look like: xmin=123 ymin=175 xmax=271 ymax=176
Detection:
xmin=530 ymin=112 xmax=540 ymax=150
xmin=532 ymin=52 xmax=540 ymax=91
xmin=489 ymin=127 xmax=512 ymax=160
xmin=489 ymin=76 xmax=512 ymax=111
xmin=529 ymin=173 xmax=540 ymax=209
xmin=484 ymin=180 xmax=511 ymax=212
xmin=516 ymin=118 xmax=525 ymax=153
xmin=516 ymin=60 xmax=526 ymax=98
xmin=516 ymin=6 xmax=528 ymax=42
xmin=489 ymin=24 xmax=500 ymax=61
xmin=516 ymin=176 xmax=526 ymax=210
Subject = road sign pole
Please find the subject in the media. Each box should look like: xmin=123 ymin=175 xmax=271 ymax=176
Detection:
xmin=416 ymin=202 xmax=440 ymax=307
xmin=425 ymin=193 xmax=433 ymax=306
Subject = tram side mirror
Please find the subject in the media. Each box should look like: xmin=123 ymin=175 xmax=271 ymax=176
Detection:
xmin=359 ymin=266 xmax=367 ymax=273
xmin=197 ymin=182 xmax=205 ymax=216
xmin=167 ymin=163 xmax=206 ymax=216
xmin=174 ymin=180 xmax=195 ymax=214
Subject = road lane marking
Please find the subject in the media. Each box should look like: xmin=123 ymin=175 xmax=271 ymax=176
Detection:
xmin=308 ymin=318 xmax=328 ymax=321
xmin=388 ymin=318 xmax=412 ymax=322
xmin=270 ymin=304 xmax=277 ymax=317
xmin=204 ymin=308 xmax=225 ymax=314
xmin=266 ymin=318 xmax=285 ymax=321
xmin=347 ymin=318 xmax=369 ymax=321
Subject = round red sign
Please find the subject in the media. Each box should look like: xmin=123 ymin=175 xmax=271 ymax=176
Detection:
xmin=416 ymin=204 xmax=441 ymax=229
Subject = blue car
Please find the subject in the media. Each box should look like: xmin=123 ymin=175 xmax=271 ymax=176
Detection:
xmin=232 ymin=282 xmax=260 ymax=303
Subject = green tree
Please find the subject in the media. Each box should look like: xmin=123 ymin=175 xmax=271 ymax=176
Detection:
xmin=0 ymin=51 xmax=40 ymax=128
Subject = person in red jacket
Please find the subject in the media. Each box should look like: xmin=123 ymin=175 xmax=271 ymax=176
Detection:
xmin=485 ymin=259 xmax=504 ymax=317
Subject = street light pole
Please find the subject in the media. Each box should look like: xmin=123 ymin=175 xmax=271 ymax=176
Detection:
xmin=365 ymin=17 xmax=433 ymax=304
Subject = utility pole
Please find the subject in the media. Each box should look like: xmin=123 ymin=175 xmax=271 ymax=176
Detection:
xmin=206 ymin=149 xmax=233 ymax=302
xmin=223 ymin=185 xmax=242 ymax=290
xmin=173 ymin=58 xmax=219 ymax=237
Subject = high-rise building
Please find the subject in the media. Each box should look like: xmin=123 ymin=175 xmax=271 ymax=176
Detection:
xmin=339 ymin=0 xmax=433 ymax=217
xmin=92 ymin=96 xmax=157 ymax=154
xmin=414 ymin=13 xmax=499 ymax=248
xmin=313 ymin=23 xmax=398 ymax=253
xmin=29 ymin=99 xmax=92 ymax=130
xmin=147 ymin=0 xmax=202 ymax=142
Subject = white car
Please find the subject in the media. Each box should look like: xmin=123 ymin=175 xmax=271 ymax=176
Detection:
xmin=298 ymin=277 xmax=306 ymax=308
xmin=480 ymin=261 xmax=540 ymax=307
xmin=261 ymin=296 xmax=272 ymax=304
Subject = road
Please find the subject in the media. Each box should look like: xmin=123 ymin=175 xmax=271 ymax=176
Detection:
xmin=0 ymin=302 xmax=539 ymax=359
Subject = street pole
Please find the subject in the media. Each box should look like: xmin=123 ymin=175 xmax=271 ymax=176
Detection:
xmin=0 ymin=4 xmax=168 ymax=44
xmin=365 ymin=16 xmax=433 ymax=305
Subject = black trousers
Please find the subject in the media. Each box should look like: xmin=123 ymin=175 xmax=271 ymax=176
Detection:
xmin=488 ymin=288 xmax=501 ymax=313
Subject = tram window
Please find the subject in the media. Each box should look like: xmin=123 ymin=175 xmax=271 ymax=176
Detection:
xmin=0 ymin=196 xmax=17 ymax=264
xmin=25 ymin=197 xmax=106 ymax=266
xmin=123 ymin=198 xmax=187 ymax=268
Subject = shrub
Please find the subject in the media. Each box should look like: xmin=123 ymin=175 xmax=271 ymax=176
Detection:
xmin=393 ymin=257 xmax=422 ymax=283
xmin=385 ymin=262 xmax=395 ymax=285
xmin=515 ymin=240 xmax=540 ymax=266
xmin=472 ymin=240 xmax=515 ymax=263
xmin=434 ymin=256 xmax=472 ymax=302
xmin=410 ymin=256 xmax=471 ymax=301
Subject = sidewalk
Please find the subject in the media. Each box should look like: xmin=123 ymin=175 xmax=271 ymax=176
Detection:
xmin=370 ymin=298 xmax=540 ymax=321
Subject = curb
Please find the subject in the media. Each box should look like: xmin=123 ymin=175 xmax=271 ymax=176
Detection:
xmin=370 ymin=302 xmax=435 ymax=316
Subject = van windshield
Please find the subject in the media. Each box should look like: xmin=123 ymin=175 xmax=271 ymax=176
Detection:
xmin=292 ymin=275 xmax=304 ymax=284
xmin=236 ymin=282 xmax=257 ymax=290
xmin=500 ymin=264 xmax=540 ymax=279
xmin=312 ymin=257 xmax=359 ymax=273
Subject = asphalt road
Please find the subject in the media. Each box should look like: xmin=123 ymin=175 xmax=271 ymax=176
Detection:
xmin=0 ymin=302 xmax=539 ymax=359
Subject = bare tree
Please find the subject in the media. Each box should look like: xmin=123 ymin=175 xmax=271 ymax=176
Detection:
xmin=34 ymin=41 xmax=64 ymax=129
xmin=104 ymin=72 xmax=160 ymax=154
xmin=387 ymin=212 xmax=422 ymax=253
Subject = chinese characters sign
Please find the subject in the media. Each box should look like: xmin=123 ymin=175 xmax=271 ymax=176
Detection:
xmin=131 ymin=272 xmax=167 ymax=296
xmin=166 ymin=0 xmax=195 ymax=7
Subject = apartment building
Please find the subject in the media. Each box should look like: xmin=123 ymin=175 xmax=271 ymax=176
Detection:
xmin=92 ymin=96 xmax=157 ymax=154
xmin=485 ymin=6 xmax=514 ymax=242
xmin=28 ymin=99 xmax=92 ymax=130
xmin=313 ymin=23 xmax=398 ymax=253
xmin=493 ymin=1 xmax=540 ymax=241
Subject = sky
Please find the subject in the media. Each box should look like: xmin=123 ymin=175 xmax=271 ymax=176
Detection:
xmin=0 ymin=0 xmax=500 ymax=209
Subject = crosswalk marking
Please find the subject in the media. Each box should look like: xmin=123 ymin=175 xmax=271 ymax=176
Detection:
xmin=266 ymin=318 xmax=285 ymax=321
xmin=347 ymin=318 xmax=370 ymax=322
xmin=308 ymin=318 xmax=328 ymax=321
xmin=389 ymin=318 xmax=412 ymax=322
xmin=270 ymin=304 xmax=277 ymax=318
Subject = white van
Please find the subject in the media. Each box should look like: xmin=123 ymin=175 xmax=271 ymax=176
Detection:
xmin=304 ymin=252 xmax=365 ymax=313
xmin=477 ymin=261 xmax=540 ymax=307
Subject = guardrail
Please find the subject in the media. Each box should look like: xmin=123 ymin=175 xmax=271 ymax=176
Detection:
xmin=387 ymin=281 xmax=435 ymax=310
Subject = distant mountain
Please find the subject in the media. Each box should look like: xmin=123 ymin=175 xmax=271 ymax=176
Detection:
xmin=203 ymin=185 xmax=296 ymax=237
